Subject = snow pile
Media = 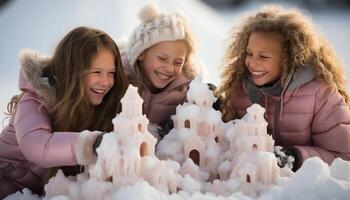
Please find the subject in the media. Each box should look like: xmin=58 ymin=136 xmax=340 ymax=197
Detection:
xmin=5 ymin=158 xmax=350 ymax=200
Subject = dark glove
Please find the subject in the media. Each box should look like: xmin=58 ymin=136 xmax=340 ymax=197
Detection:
xmin=274 ymin=146 xmax=299 ymax=171
xmin=207 ymin=83 xmax=221 ymax=111
xmin=93 ymin=132 xmax=106 ymax=155
xmin=158 ymin=119 xmax=174 ymax=139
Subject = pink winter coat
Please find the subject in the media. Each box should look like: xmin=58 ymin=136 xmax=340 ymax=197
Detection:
xmin=230 ymin=67 xmax=350 ymax=167
xmin=0 ymin=51 xmax=80 ymax=198
xmin=142 ymin=73 xmax=191 ymax=124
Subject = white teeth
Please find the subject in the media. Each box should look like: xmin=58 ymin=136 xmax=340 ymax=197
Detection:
xmin=156 ymin=72 xmax=171 ymax=80
xmin=251 ymin=71 xmax=266 ymax=76
xmin=91 ymin=89 xmax=105 ymax=94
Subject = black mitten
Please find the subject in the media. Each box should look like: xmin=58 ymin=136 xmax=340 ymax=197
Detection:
xmin=158 ymin=119 xmax=174 ymax=139
xmin=207 ymin=83 xmax=221 ymax=111
xmin=92 ymin=132 xmax=105 ymax=155
xmin=274 ymin=146 xmax=297 ymax=170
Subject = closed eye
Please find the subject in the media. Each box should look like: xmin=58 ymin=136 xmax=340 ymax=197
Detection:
xmin=108 ymin=72 xmax=115 ymax=76
xmin=157 ymin=56 xmax=166 ymax=61
xmin=175 ymin=61 xmax=184 ymax=66
xmin=92 ymin=70 xmax=101 ymax=74
xmin=260 ymin=55 xmax=270 ymax=60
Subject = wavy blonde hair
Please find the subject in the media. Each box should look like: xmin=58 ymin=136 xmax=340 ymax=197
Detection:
xmin=215 ymin=5 xmax=349 ymax=122
xmin=128 ymin=33 xmax=198 ymax=94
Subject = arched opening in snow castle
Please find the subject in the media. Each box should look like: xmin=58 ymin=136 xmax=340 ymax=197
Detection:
xmin=189 ymin=149 xmax=200 ymax=165
xmin=138 ymin=123 xmax=144 ymax=133
xmin=246 ymin=174 xmax=251 ymax=183
xmin=185 ymin=119 xmax=191 ymax=128
xmin=215 ymin=136 xmax=219 ymax=143
xmin=253 ymin=144 xmax=258 ymax=149
xmin=140 ymin=142 xmax=148 ymax=157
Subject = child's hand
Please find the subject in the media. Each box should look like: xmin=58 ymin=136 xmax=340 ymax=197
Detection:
xmin=76 ymin=130 xmax=102 ymax=165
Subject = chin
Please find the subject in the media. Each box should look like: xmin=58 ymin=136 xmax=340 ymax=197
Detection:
xmin=152 ymin=81 xmax=168 ymax=89
xmin=91 ymin=99 xmax=103 ymax=106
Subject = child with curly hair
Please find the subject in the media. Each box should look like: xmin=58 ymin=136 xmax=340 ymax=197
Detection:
xmin=215 ymin=6 xmax=350 ymax=171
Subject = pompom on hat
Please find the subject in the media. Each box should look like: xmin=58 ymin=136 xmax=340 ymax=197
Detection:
xmin=126 ymin=3 xmax=192 ymax=67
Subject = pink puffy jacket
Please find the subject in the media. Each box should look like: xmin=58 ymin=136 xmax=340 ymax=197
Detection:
xmin=142 ymin=73 xmax=191 ymax=124
xmin=0 ymin=50 xmax=96 ymax=198
xmin=230 ymin=67 xmax=350 ymax=168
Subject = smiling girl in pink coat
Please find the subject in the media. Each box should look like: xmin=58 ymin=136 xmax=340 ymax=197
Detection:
xmin=215 ymin=6 xmax=350 ymax=171
xmin=0 ymin=26 xmax=128 ymax=198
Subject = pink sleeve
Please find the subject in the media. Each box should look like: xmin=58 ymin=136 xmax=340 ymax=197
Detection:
xmin=14 ymin=93 xmax=79 ymax=168
xmin=296 ymin=85 xmax=350 ymax=165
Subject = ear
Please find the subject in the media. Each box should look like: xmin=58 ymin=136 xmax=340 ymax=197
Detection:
xmin=138 ymin=52 xmax=145 ymax=61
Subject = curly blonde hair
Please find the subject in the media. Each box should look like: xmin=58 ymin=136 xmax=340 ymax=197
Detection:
xmin=215 ymin=5 xmax=349 ymax=122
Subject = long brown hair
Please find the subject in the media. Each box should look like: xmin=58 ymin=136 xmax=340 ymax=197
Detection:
xmin=215 ymin=5 xmax=349 ymax=122
xmin=7 ymin=27 xmax=129 ymax=132
xmin=47 ymin=26 xmax=129 ymax=132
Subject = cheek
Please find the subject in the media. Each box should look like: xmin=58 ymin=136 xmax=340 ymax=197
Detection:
xmin=245 ymin=57 xmax=250 ymax=66
xmin=176 ymin=66 xmax=183 ymax=74
xmin=84 ymin=76 xmax=93 ymax=88
xmin=109 ymin=77 xmax=115 ymax=87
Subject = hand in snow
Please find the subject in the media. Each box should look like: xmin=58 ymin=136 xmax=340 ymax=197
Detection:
xmin=274 ymin=146 xmax=295 ymax=170
xmin=157 ymin=119 xmax=174 ymax=139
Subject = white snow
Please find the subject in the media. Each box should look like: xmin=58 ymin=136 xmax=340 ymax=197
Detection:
xmin=5 ymin=157 xmax=350 ymax=199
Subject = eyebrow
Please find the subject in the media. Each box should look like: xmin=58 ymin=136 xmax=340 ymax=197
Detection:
xmin=246 ymin=48 xmax=271 ymax=54
xmin=89 ymin=66 xmax=116 ymax=70
xmin=156 ymin=52 xmax=185 ymax=61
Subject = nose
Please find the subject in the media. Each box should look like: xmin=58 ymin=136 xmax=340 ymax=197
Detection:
xmin=246 ymin=56 xmax=257 ymax=68
xmin=99 ymin=74 xmax=114 ymax=87
xmin=165 ymin=63 xmax=181 ymax=74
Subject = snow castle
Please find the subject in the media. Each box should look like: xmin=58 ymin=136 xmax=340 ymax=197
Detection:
xmin=43 ymin=78 xmax=288 ymax=199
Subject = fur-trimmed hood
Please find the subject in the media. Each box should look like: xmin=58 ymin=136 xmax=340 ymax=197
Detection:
xmin=18 ymin=49 xmax=56 ymax=106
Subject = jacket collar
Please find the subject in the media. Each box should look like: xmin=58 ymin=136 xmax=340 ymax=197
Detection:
xmin=244 ymin=77 xmax=282 ymax=104
xmin=283 ymin=66 xmax=316 ymax=93
xmin=244 ymin=65 xmax=316 ymax=100
xmin=18 ymin=49 xmax=56 ymax=106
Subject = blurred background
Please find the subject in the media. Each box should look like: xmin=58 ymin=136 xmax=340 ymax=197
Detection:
xmin=0 ymin=0 xmax=349 ymax=123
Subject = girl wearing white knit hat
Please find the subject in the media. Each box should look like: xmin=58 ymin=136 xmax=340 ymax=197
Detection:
xmin=121 ymin=3 xmax=202 ymax=135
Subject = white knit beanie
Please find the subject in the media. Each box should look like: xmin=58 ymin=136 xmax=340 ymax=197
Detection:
xmin=126 ymin=3 xmax=190 ymax=67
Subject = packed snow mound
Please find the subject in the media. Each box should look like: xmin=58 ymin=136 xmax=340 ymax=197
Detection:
xmin=5 ymin=79 xmax=350 ymax=200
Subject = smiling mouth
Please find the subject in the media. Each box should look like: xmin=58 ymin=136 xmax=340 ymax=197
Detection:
xmin=249 ymin=68 xmax=267 ymax=79
xmin=91 ymin=88 xmax=106 ymax=95
xmin=155 ymin=71 xmax=172 ymax=80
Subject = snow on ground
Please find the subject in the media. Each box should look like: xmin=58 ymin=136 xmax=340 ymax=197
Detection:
xmin=4 ymin=157 xmax=350 ymax=200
